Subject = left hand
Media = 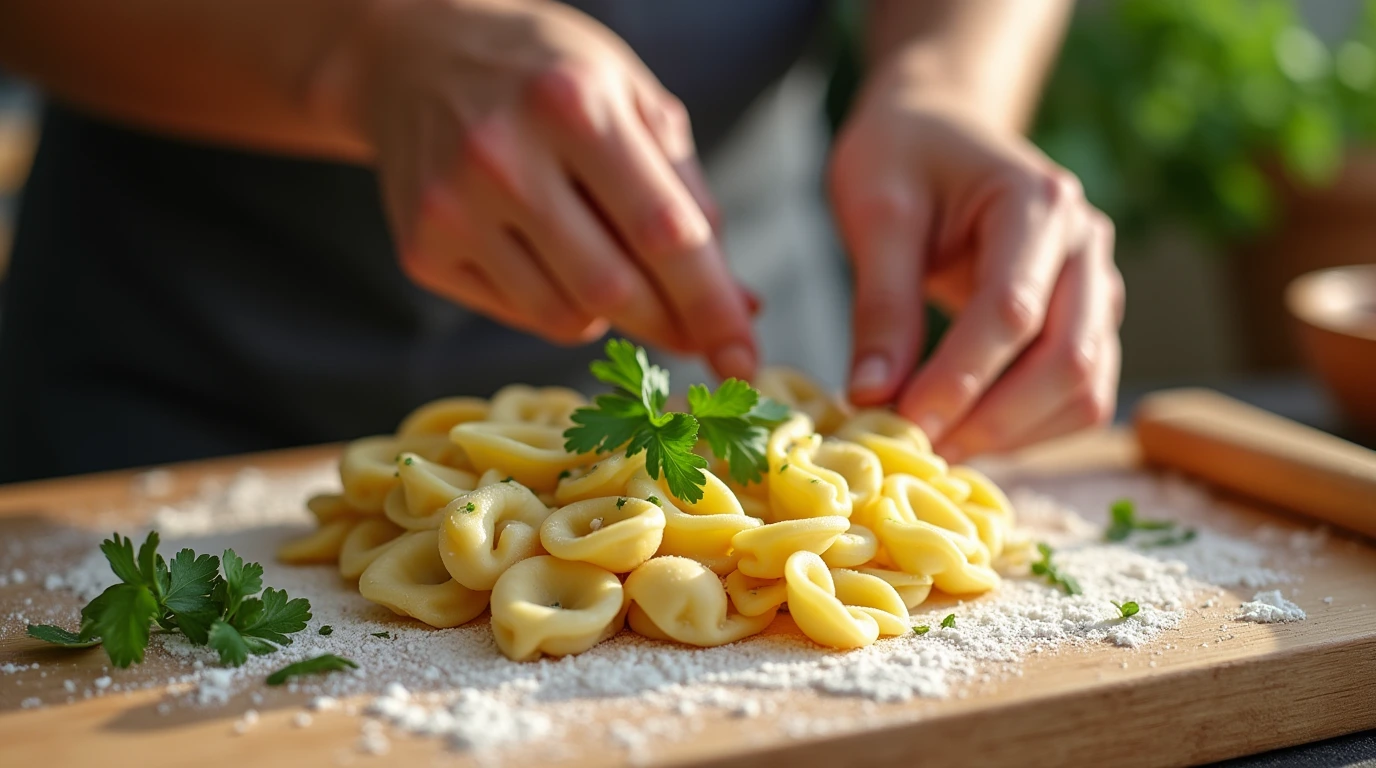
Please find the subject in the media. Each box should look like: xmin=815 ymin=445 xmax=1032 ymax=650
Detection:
xmin=828 ymin=68 xmax=1124 ymax=463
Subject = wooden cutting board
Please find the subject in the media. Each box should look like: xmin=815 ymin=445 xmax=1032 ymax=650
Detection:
xmin=0 ymin=428 xmax=1373 ymax=768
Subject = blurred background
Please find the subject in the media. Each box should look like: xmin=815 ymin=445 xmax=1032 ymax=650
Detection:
xmin=1 ymin=0 xmax=1373 ymax=443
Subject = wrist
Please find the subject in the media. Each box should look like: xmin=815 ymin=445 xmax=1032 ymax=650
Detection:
xmin=862 ymin=43 xmax=1026 ymax=134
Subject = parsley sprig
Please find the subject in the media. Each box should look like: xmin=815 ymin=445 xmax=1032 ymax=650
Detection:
xmin=563 ymin=339 xmax=789 ymax=503
xmin=1031 ymin=543 xmax=1082 ymax=596
xmin=266 ymin=653 xmax=358 ymax=686
xmin=27 ymin=532 xmax=311 ymax=668
xmin=1112 ymin=600 xmax=1141 ymax=619
xmin=1105 ymin=499 xmax=1197 ymax=547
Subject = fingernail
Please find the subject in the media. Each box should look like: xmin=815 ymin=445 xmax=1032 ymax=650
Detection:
xmin=711 ymin=343 xmax=755 ymax=381
xmin=849 ymin=355 xmax=891 ymax=395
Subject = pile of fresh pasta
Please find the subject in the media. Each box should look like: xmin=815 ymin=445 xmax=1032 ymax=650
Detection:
xmin=279 ymin=368 xmax=1016 ymax=661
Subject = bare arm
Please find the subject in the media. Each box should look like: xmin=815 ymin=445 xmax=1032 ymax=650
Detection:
xmin=0 ymin=0 xmax=371 ymax=159
xmin=863 ymin=0 xmax=1073 ymax=132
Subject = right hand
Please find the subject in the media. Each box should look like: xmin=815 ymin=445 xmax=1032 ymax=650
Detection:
xmin=331 ymin=0 xmax=757 ymax=380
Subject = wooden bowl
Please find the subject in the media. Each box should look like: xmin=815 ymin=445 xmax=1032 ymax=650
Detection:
xmin=1286 ymin=265 xmax=1376 ymax=433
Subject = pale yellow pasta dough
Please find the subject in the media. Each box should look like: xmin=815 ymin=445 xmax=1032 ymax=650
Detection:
xmin=835 ymin=409 xmax=946 ymax=480
xmin=875 ymin=513 xmax=1001 ymax=594
xmin=764 ymin=414 xmax=855 ymax=521
xmin=754 ymin=367 xmax=850 ymax=434
xmin=812 ymin=439 xmax=884 ymax=510
xmin=488 ymin=384 xmax=587 ymax=427
xmin=439 ymin=482 xmax=551 ymax=591
xmin=278 ymin=518 xmax=358 ymax=565
xmin=828 ymin=567 xmax=910 ymax=636
xmin=339 ymin=518 xmax=406 ymax=579
xmin=624 ymin=556 xmax=777 ymax=647
xmin=820 ymin=522 xmax=879 ymax=569
xmin=723 ymin=570 xmax=787 ymax=617
xmin=489 ymin=555 xmax=626 ymax=661
xmin=306 ymin=493 xmax=363 ymax=524
xmin=340 ymin=434 xmax=467 ymax=512
xmin=382 ymin=452 xmax=477 ymax=531
xmin=539 ymin=496 xmax=665 ymax=573
xmin=784 ymin=552 xmax=906 ymax=649
xmin=882 ymin=473 xmax=983 ymax=543
xmin=358 ymin=531 xmax=489 ymax=628
xmin=927 ymin=473 xmax=972 ymax=504
xmin=854 ymin=567 xmax=934 ymax=610
xmin=632 ymin=477 xmax=759 ymax=575
xmin=731 ymin=516 xmax=850 ymax=579
xmin=554 ymin=452 xmax=647 ymax=505
xmin=449 ymin=422 xmax=590 ymax=491
xmin=395 ymin=396 xmax=490 ymax=438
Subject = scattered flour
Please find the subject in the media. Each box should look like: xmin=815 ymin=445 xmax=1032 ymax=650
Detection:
xmin=2 ymin=463 xmax=1317 ymax=763
xmin=1236 ymin=590 xmax=1307 ymax=624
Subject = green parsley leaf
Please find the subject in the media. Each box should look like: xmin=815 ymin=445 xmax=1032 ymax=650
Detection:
xmin=1112 ymin=601 xmax=1141 ymax=618
xmin=463 ymin=502 xmax=476 ymax=513
xmin=689 ymin=380 xmax=773 ymax=487
xmin=99 ymin=533 xmax=143 ymax=586
xmin=164 ymin=549 xmax=221 ymax=643
xmin=746 ymin=397 xmax=791 ymax=427
xmin=646 ymin=496 xmax=661 ymax=506
xmin=616 ymin=497 xmax=628 ymax=509
xmin=232 ymin=587 xmax=312 ymax=649
xmin=912 ymin=625 xmax=930 ymax=636
xmin=81 ymin=583 xmax=160 ymax=668
xmin=27 ymin=624 xmax=102 ymax=648
xmin=632 ymin=412 xmax=709 ymax=504
xmin=372 ymin=631 xmax=392 ymax=639
xmin=207 ymin=619 xmax=250 ymax=667
xmin=1030 ymin=542 xmax=1082 ymax=596
xmin=940 ymin=613 xmax=957 ymax=629
xmin=564 ymin=340 xmax=788 ymax=503
xmin=219 ymin=549 xmax=263 ymax=621
xmin=266 ymin=654 xmax=358 ymax=686
xmin=1106 ymin=498 xmax=1195 ymax=546
xmin=558 ymin=470 xmax=571 ymax=481
xmin=564 ymin=394 xmax=650 ymax=455
xmin=319 ymin=625 xmax=334 ymax=636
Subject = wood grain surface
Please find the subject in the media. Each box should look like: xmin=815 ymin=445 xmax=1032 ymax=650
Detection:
xmin=0 ymin=430 xmax=1373 ymax=768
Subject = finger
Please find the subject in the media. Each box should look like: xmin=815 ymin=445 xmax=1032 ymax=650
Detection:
xmin=897 ymin=172 xmax=1079 ymax=441
xmin=835 ymin=180 xmax=931 ymax=406
xmin=935 ymin=213 xmax=1116 ymax=461
xmin=555 ymin=102 xmax=756 ymax=380
xmin=988 ymin=331 xmax=1121 ymax=453
xmin=511 ymin=174 xmax=690 ymax=352
xmin=401 ymin=202 xmax=608 ymax=344
xmin=633 ymin=77 xmax=723 ymax=235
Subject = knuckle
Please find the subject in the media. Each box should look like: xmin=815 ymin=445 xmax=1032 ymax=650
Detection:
xmin=1076 ymin=390 xmax=1113 ymax=427
xmin=459 ymin=120 xmax=533 ymax=208
xmin=527 ymin=59 xmax=607 ymax=137
xmin=1059 ymin=338 xmax=1098 ymax=387
xmin=632 ymin=201 xmax=708 ymax=261
xmin=575 ymin=267 xmax=636 ymax=315
xmin=838 ymin=185 xmax=913 ymax=231
xmin=990 ymin=283 xmax=1045 ymax=341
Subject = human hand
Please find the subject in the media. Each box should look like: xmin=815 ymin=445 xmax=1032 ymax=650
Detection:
xmin=336 ymin=0 xmax=756 ymax=378
xmin=828 ymin=71 xmax=1124 ymax=462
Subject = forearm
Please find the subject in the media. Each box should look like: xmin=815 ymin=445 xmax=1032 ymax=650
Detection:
xmin=862 ymin=0 xmax=1073 ymax=133
xmin=0 ymin=0 xmax=376 ymax=159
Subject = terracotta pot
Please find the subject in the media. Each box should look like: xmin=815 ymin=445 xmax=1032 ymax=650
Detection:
xmin=1286 ymin=265 xmax=1376 ymax=435
xmin=1231 ymin=147 xmax=1376 ymax=369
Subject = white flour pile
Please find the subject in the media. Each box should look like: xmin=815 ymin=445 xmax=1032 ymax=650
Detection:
xmin=1237 ymin=590 xmax=1307 ymax=623
xmin=1 ymin=463 xmax=1318 ymax=762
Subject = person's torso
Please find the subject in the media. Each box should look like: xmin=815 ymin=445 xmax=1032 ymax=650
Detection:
xmin=0 ymin=0 xmax=832 ymax=481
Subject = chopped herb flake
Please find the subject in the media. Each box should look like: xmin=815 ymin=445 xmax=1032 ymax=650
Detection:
xmin=940 ymin=614 xmax=956 ymax=629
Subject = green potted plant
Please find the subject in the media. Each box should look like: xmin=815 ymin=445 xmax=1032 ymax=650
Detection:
xmin=1032 ymin=0 xmax=1376 ymax=369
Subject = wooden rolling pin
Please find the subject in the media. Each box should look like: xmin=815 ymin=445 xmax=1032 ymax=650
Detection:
xmin=1134 ymin=388 xmax=1376 ymax=539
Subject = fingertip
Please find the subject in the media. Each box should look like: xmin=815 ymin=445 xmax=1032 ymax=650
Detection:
xmin=710 ymin=342 xmax=756 ymax=382
xmin=847 ymin=354 xmax=897 ymax=406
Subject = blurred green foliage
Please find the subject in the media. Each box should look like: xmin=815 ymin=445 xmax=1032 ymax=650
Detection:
xmin=1032 ymin=0 xmax=1376 ymax=243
